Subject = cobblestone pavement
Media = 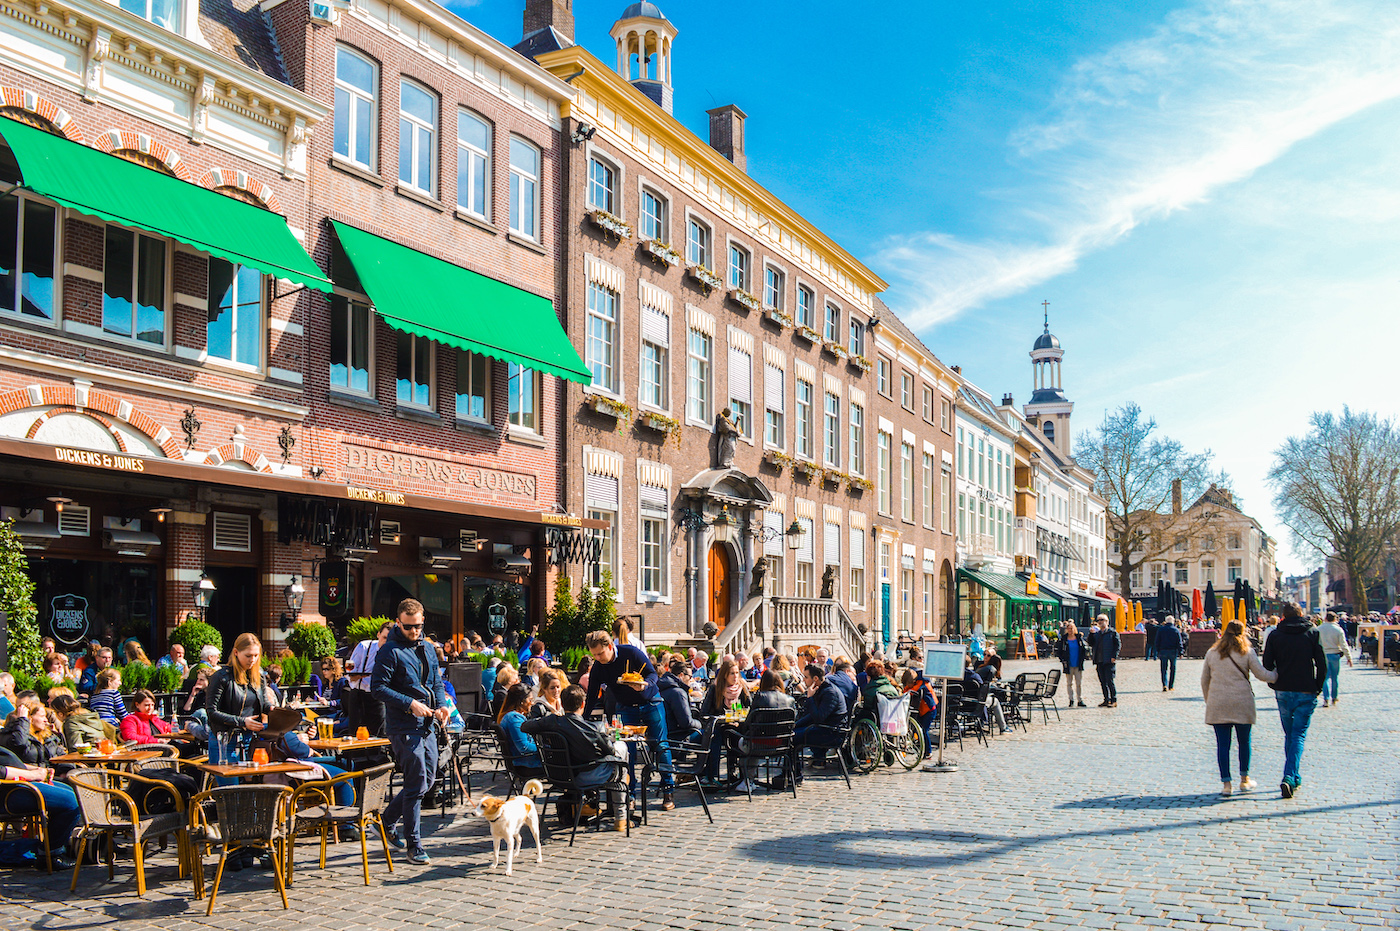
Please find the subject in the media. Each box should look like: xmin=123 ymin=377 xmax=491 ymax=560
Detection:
xmin=4 ymin=657 xmax=1397 ymax=930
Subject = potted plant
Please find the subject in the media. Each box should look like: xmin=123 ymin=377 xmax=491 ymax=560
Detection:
xmin=848 ymin=354 xmax=873 ymax=373
xmin=822 ymin=340 xmax=849 ymax=360
xmin=762 ymin=449 xmax=794 ymax=471
xmin=821 ymin=468 xmax=843 ymax=488
xmin=764 ymin=308 xmax=793 ymax=329
xmin=795 ymin=324 xmax=821 ymax=344
xmin=588 ymin=208 xmax=632 ymax=240
xmin=727 ymin=288 xmax=761 ymax=312
xmin=641 ymin=239 xmax=682 ymax=267
xmin=168 ymin=618 xmax=223 ymax=663
xmin=637 ymin=410 xmax=682 ymax=447
xmin=687 ymin=264 xmax=724 ymax=294
xmin=846 ymin=474 xmax=873 ymax=493
xmin=285 ymin=621 xmax=337 ymax=660
xmin=587 ymin=393 xmax=633 ymax=425
xmin=794 ymin=460 xmax=821 ymax=480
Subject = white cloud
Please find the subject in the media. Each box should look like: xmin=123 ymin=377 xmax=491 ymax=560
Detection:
xmin=877 ymin=0 xmax=1400 ymax=330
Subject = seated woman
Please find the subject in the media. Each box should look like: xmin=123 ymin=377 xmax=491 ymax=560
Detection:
xmin=529 ymin=669 xmax=565 ymax=718
xmin=857 ymin=660 xmax=900 ymax=725
xmin=496 ymin=683 xmax=545 ymax=780
xmin=48 ymin=693 xmax=116 ymax=750
xmin=699 ymin=659 xmax=752 ymax=783
xmin=0 ymin=697 xmax=65 ymax=770
xmin=735 ymin=670 xmax=796 ymax=791
xmin=120 ymin=689 xmax=199 ymax=756
xmin=179 ymin=666 xmax=213 ymax=740
xmin=491 ymin=663 xmax=519 ymax=720
xmin=0 ymin=745 xmax=80 ymax=868
xmin=520 ymin=657 xmax=548 ymax=693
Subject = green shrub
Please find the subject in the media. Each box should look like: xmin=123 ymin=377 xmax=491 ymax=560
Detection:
xmin=10 ymin=669 xmax=34 ymax=694
xmin=346 ymin=617 xmax=390 ymax=646
xmin=154 ymin=665 xmax=185 ymax=693
xmin=466 ymin=650 xmax=517 ymax=669
xmin=280 ymin=656 xmax=311 ymax=686
xmin=168 ymin=619 xmax=222 ymax=661
xmin=119 ymin=662 xmax=153 ymax=693
xmin=0 ymin=521 xmax=42 ymax=680
xmin=559 ymin=646 xmax=589 ymax=671
xmin=34 ymin=675 xmax=77 ymax=697
xmin=285 ymin=622 xmax=337 ymax=660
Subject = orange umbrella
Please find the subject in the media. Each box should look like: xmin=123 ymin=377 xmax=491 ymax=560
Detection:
xmin=1237 ymin=598 xmax=1248 ymax=624
xmin=1192 ymin=588 xmax=1204 ymax=622
xmin=1134 ymin=601 xmax=1143 ymax=626
xmin=1116 ymin=598 xmax=1129 ymax=632
xmin=1222 ymin=597 xmax=1235 ymax=624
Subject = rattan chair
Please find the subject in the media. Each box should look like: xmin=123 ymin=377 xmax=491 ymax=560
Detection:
xmin=285 ymin=763 xmax=395 ymax=886
xmin=0 ymin=778 xmax=53 ymax=872
xmin=191 ymin=784 xmax=292 ymax=915
xmin=67 ymin=766 xmax=189 ymax=897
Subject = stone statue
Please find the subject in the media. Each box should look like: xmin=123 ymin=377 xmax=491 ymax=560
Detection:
xmin=715 ymin=407 xmax=739 ymax=468
xmin=749 ymin=555 xmax=769 ymax=597
xmin=821 ymin=564 xmax=837 ymax=600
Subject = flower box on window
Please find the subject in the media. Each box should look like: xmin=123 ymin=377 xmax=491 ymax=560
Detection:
xmin=848 ymin=354 xmax=873 ymax=373
xmin=821 ymin=340 xmax=849 ymax=360
xmin=794 ymin=460 xmax=821 ymax=481
xmin=763 ymin=449 xmax=794 ymax=471
xmin=588 ymin=208 xmax=632 ymax=240
xmin=587 ymin=393 xmax=632 ymax=422
xmin=641 ymin=238 xmax=682 ymax=268
xmin=821 ymin=469 xmax=843 ymax=488
xmin=795 ymin=325 xmax=821 ymax=344
xmin=688 ymin=264 xmax=724 ymax=294
xmin=638 ymin=410 xmax=682 ymax=448
xmin=728 ymin=288 xmax=761 ymax=313
xmin=764 ymin=309 xmax=793 ymax=329
xmin=845 ymin=474 xmax=873 ymax=493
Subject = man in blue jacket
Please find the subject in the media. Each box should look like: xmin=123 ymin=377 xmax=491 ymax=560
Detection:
xmin=371 ymin=598 xmax=448 ymax=865
xmin=792 ymin=665 xmax=846 ymax=782
xmin=1154 ymin=617 xmax=1185 ymax=691
xmin=583 ymin=630 xmax=675 ymax=810
xmin=828 ymin=660 xmax=859 ymax=711
xmin=1091 ymin=615 xmax=1121 ymax=707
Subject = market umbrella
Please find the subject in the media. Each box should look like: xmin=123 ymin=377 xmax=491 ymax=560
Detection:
xmin=1243 ymin=580 xmax=1254 ymax=621
xmin=1116 ymin=598 xmax=1129 ymax=632
xmin=1204 ymin=581 xmax=1218 ymax=621
xmin=1135 ymin=600 xmax=1144 ymax=625
xmin=1222 ymin=597 xmax=1235 ymax=624
xmin=1238 ymin=598 xmax=1248 ymax=624
xmin=1233 ymin=578 xmax=1244 ymax=610
xmin=1192 ymin=588 xmax=1204 ymax=622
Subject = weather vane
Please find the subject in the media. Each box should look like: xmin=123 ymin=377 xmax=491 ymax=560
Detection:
xmin=1041 ymin=299 xmax=1050 ymax=331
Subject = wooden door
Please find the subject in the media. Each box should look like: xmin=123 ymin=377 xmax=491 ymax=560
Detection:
xmin=708 ymin=543 xmax=730 ymax=632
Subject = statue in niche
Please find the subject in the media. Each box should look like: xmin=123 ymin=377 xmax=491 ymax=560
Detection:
xmin=821 ymin=564 xmax=838 ymax=600
xmin=715 ymin=407 xmax=739 ymax=468
xmin=749 ymin=555 xmax=769 ymax=598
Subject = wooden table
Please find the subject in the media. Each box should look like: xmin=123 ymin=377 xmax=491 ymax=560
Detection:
xmin=305 ymin=737 xmax=391 ymax=753
xmin=52 ymin=749 xmax=163 ymax=768
xmin=198 ymin=761 xmax=316 ymax=781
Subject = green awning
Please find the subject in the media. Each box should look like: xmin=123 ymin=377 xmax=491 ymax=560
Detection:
xmin=330 ymin=221 xmax=590 ymax=385
xmin=957 ymin=568 xmax=1060 ymax=607
xmin=1029 ymin=576 xmax=1081 ymax=609
xmin=0 ymin=116 xmax=331 ymax=292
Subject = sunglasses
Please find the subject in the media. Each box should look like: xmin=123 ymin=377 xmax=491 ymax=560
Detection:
xmin=401 ymin=623 xmax=424 ymax=631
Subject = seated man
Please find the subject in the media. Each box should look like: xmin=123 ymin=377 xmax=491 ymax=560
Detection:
xmin=656 ymin=659 xmax=701 ymax=745
xmin=522 ymin=685 xmax=631 ymax=831
xmin=77 ymin=647 xmax=114 ymax=697
xmin=793 ymin=665 xmax=846 ymax=782
xmin=827 ymin=660 xmax=859 ymax=713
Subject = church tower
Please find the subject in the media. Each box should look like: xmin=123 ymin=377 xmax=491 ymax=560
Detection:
xmin=1023 ymin=302 xmax=1073 ymax=457
xmin=610 ymin=3 xmax=677 ymax=114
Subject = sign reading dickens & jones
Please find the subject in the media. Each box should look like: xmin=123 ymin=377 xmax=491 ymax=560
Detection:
xmin=343 ymin=443 xmax=537 ymax=501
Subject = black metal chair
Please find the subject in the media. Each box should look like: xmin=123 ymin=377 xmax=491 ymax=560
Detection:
xmin=1034 ymin=668 xmax=1062 ymax=723
xmin=734 ymin=707 xmax=797 ymax=802
xmin=935 ymin=683 xmax=964 ymax=753
xmin=534 ymin=731 xmax=628 ymax=846
xmin=655 ymin=717 xmax=716 ymax=823
xmin=955 ymin=682 xmax=990 ymax=747
xmin=800 ymin=703 xmax=853 ymax=790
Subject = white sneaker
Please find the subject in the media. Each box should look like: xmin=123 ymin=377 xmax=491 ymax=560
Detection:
xmin=1240 ymin=777 xmax=1256 ymax=791
xmin=1221 ymin=781 xmax=1232 ymax=796
xmin=733 ymin=780 xmax=755 ymax=793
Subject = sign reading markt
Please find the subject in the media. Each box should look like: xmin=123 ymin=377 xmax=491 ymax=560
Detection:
xmin=342 ymin=442 xmax=537 ymax=501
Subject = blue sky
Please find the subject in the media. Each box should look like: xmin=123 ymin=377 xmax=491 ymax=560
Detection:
xmin=460 ymin=1 xmax=1400 ymax=574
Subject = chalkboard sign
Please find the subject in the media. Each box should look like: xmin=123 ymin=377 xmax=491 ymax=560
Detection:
xmin=922 ymin=642 xmax=966 ymax=680
xmin=1021 ymin=629 xmax=1038 ymax=658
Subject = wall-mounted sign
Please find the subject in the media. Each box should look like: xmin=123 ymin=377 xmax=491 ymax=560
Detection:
xmin=53 ymin=447 xmax=146 ymax=472
xmin=50 ymin=593 xmax=90 ymax=646
xmin=320 ymin=560 xmax=352 ymax=620
xmin=486 ymin=603 xmax=506 ymax=633
xmin=343 ymin=442 xmax=537 ymax=500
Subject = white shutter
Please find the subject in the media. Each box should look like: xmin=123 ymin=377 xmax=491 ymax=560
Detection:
xmin=764 ymin=363 xmax=784 ymax=412
xmin=764 ymin=510 xmax=784 ymax=556
xmin=638 ymin=484 xmax=669 ymax=516
xmin=585 ymin=473 xmax=619 ymax=510
xmin=849 ymin=527 xmax=864 ymax=569
xmin=728 ymin=347 xmax=752 ymax=404
xmin=824 ymin=521 xmax=841 ymax=566
xmin=212 ymin=512 xmax=252 ymax=553
xmin=642 ymin=306 xmax=670 ymax=347
xmin=796 ymin=517 xmax=813 ymax=563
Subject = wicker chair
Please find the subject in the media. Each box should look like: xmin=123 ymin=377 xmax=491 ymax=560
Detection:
xmin=67 ymin=766 xmax=189 ymax=897
xmin=0 ymin=778 xmax=53 ymax=872
xmin=285 ymin=763 xmax=395 ymax=886
xmin=190 ymin=785 xmax=292 ymax=915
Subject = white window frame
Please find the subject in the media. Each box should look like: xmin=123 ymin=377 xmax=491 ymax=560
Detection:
xmin=0 ymin=190 xmax=59 ymax=325
xmin=922 ymin=453 xmax=934 ymax=529
xmin=686 ymin=215 xmax=712 ymax=269
xmin=508 ymin=363 xmax=541 ymax=434
xmin=900 ymin=371 xmax=914 ymax=410
xmin=205 ymin=258 xmax=263 ymax=371
xmin=639 ymin=514 xmax=667 ymax=599
xmin=849 ymin=403 xmax=865 ymax=475
xmin=118 ymin=0 xmax=180 ymax=31
xmin=728 ymin=240 xmax=751 ymax=291
xmin=395 ymin=331 xmax=434 ymax=410
xmin=398 ymin=78 xmax=436 ymax=195
xmin=329 ymin=292 xmax=373 ymax=397
xmin=101 ymin=223 xmax=169 ymax=348
xmin=639 ymin=339 xmax=667 ymax=411
xmin=877 ymin=356 xmax=892 ymax=396
xmin=686 ymin=328 xmax=712 ymax=425
xmin=587 ymin=154 xmax=618 ymax=215
xmin=763 ymin=264 xmax=784 ymax=310
xmin=455 ymin=348 xmax=491 ymax=424
xmin=878 ymin=431 xmax=892 ymax=515
xmin=940 ymin=467 xmax=952 ymax=533
xmin=586 ymin=281 xmax=620 ymax=395
xmin=823 ymin=301 xmax=840 ymax=342
xmin=639 ymin=184 xmax=667 ymax=242
xmin=587 ymin=506 xmax=617 ymax=589
xmin=509 ymin=136 xmax=541 ymax=240
xmin=795 ymin=379 xmax=814 ymax=460
xmin=456 ymin=109 xmax=491 ymax=219
xmin=901 ymin=442 xmax=914 ymax=521
xmin=848 ymin=314 xmax=864 ymax=356
xmin=334 ymin=46 xmax=378 ymax=170
xmin=796 ymin=283 xmax=814 ymax=329
xmin=823 ymin=391 xmax=840 ymax=467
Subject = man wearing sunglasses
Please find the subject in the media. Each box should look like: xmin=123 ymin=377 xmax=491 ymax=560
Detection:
xmin=372 ymin=598 xmax=449 ymax=865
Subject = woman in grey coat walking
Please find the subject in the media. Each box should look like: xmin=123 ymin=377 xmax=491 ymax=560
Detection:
xmin=1201 ymin=621 xmax=1278 ymax=796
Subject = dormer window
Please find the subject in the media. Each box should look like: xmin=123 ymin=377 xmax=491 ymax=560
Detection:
xmin=119 ymin=0 xmax=179 ymax=31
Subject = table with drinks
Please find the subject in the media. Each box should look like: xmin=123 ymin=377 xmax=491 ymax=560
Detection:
xmin=52 ymin=739 xmax=164 ymax=769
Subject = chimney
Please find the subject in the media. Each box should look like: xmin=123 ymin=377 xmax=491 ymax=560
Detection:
xmin=1001 ymin=393 xmax=1014 ymax=407
xmin=951 ymin=365 xmax=961 ymax=375
xmin=523 ymin=0 xmax=573 ymax=43
xmin=1171 ymin=478 xmax=1182 ymax=514
xmin=706 ymin=105 xmax=747 ymax=172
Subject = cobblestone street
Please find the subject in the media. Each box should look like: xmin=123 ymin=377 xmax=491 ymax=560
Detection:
xmin=4 ymin=658 xmax=1396 ymax=931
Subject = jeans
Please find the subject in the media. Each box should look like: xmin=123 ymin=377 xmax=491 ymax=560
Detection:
xmin=1322 ymin=654 xmax=1343 ymax=702
xmin=912 ymin=710 xmax=935 ymax=755
xmin=1096 ymin=662 xmax=1117 ymax=702
xmin=309 ymin=760 xmax=355 ymax=807
xmin=618 ymin=700 xmax=674 ymax=792
xmin=2 ymin=781 xmax=79 ymax=853
xmin=1276 ymin=691 xmax=1317 ymax=786
xmin=1160 ymin=654 xmax=1178 ymax=690
xmin=575 ymin=760 xmax=624 ymax=817
xmin=1146 ymin=639 xmax=1156 ymax=660
xmin=383 ymin=730 xmax=438 ymax=849
xmin=792 ymin=725 xmax=844 ymax=779
xmin=1212 ymin=723 xmax=1251 ymax=781
xmin=1063 ymin=667 xmax=1083 ymax=703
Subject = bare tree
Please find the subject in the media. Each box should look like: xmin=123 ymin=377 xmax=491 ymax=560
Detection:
xmin=1268 ymin=407 xmax=1400 ymax=613
xmin=1075 ymin=404 xmax=1218 ymax=596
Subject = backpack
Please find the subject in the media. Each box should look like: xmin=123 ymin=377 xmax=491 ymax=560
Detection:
xmin=913 ymin=682 xmax=937 ymax=717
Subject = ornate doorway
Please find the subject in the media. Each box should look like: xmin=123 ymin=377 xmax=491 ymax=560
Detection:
xmin=708 ymin=542 xmax=731 ymax=631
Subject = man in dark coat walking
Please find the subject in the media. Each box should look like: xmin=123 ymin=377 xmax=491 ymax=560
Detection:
xmin=1262 ymin=603 xmax=1326 ymax=798
xmin=1091 ymin=615 xmax=1121 ymax=707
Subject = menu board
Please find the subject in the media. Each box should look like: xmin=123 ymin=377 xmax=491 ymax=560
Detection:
xmin=922 ymin=642 xmax=967 ymax=680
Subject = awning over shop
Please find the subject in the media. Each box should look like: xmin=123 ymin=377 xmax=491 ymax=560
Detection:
xmin=329 ymin=221 xmax=591 ymax=385
xmin=957 ymin=568 xmax=1060 ymax=608
xmin=0 ymin=116 xmax=332 ymax=292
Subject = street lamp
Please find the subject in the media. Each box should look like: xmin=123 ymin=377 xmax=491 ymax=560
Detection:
xmin=786 ymin=520 xmax=805 ymax=550
xmin=191 ymin=572 xmax=216 ymax=623
xmin=280 ymin=575 xmax=305 ymax=631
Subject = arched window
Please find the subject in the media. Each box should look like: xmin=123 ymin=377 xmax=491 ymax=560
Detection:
xmin=1043 ymin=420 xmax=1055 ymax=442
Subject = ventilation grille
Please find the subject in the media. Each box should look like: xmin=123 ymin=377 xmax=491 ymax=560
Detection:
xmin=212 ymin=512 xmax=252 ymax=552
xmin=59 ymin=506 xmax=90 ymax=536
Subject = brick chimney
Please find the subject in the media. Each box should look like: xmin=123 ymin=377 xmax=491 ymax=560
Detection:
xmin=1171 ymin=478 xmax=1182 ymax=514
xmin=706 ymin=105 xmax=747 ymax=172
xmin=1002 ymin=393 xmax=1014 ymax=407
xmin=951 ymin=365 xmax=961 ymax=375
xmin=523 ymin=0 xmax=573 ymax=43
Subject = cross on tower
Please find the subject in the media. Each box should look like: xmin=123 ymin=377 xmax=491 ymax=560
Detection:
xmin=1042 ymin=300 xmax=1050 ymax=331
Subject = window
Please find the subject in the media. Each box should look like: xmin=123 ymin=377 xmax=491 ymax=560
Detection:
xmin=764 ymin=362 xmax=784 ymax=448
xmin=923 ymin=572 xmax=935 ymax=630
xmin=1227 ymin=532 xmax=1242 ymax=550
xmin=586 ymin=282 xmax=619 ymax=393
xmin=509 ymin=137 xmax=540 ymax=239
xmin=1201 ymin=560 xmax=1215 ymax=584
xmin=823 ymin=302 xmax=839 ymax=341
xmin=103 ymin=226 xmax=166 ymax=345
xmin=119 ymin=0 xmax=178 ymax=30
xmin=335 ymin=48 xmax=377 ymax=169
xmin=795 ymin=379 xmax=813 ymax=459
xmin=398 ymin=79 xmax=436 ymax=194
xmin=901 ymin=568 xmax=914 ymax=630
xmin=877 ymin=356 xmax=892 ymax=396
xmin=823 ymin=392 xmax=840 ymax=466
xmin=1174 ymin=535 xmax=1188 ymax=552
xmin=879 ymin=542 xmax=891 ymax=583
xmin=940 ymin=468 xmax=952 ymax=532
xmin=206 ymin=260 xmax=261 ymax=367
xmin=728 ymin=345 xmax=753 ymax=437
xmin=848 ymin=316 xmax=864 ymax=357
xmin=996 ymin=450 xmax=1004 ymax=494
xmin=456 ymin=111 xmax=490 ymax=217
xmin=640 ymin=187 xmax=665 ymax=241
xmin=878 ymin=431 xmax=892 ymax=514
xmin=796 ymin=285 xmax=814 ymax=329
xmin=0 ymin=192 xmax=57 ymax=321
xmin=764 ymin=266 xmax=784 ymax=310
xmin=922 ymin=386 xmax=933 ymax=422
xmin=940 ymin=398 xmax=951 ymax=432
xmin=395 ymin=331 xmax=432 ymax=408
xmin=1227 ymin=559 xmax=1242 ymax=582
xmin=923 ymin=452 xmax=934 ymax=528
xmin=728 ymin=243 xmax=750 ymax=291
xmin=1043 ymin=420 xmax=1055 ymax=442
xmin=824 ymin=521 xmax=842 ymax=604
xmin=455 ymin=349 xmax=490 ymax=422
xmin=640 ymin=516 xmax=665 ymax=596
xmin=640 ymin=341 xmax=666 ymax=409
xmin=900 ymin=372 xmax=914 ymax=409
xmin=795 ymin=517 xmax=814 ymax=597
xmin=1149 ymin=562 xmax=1166 ymax=586
xmin=848 ymin=403 xmax=865 ymax=475
xmin=849 ymin=527 xmax=865 ymax=608
xmin=768 ymin=554 xmax=784 ymax=597
xmin=508 ymin=364 xmax=539 ymax=433
xmin=587 ymin=507 xmax=616 ymax=588
xmin=687 ymin=218 xmax=710 ymax=268
xmin=1130 ymin=566 xmax=1144 ymax=589
xmin=587 ymin=157 xmax=616 ymax=214
xmin=686 ymin=329 xmax=711 ymax=422
xmin=901 ymin=442 xmax=914 ymax=521
xmin=330 ymin=295 xmax=371 ymax=394
xmin=1175 ymin=561 xmax=1188 ymax=584
xmin=1202 ymin=534 xmax=1216 ymax=551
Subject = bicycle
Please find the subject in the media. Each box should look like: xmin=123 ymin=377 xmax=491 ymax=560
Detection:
xmin=846 ymin=693 xmax=925 ymax=773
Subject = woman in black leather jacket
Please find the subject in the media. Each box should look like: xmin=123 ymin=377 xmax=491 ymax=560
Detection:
xmin=204 ymin=632 xmax=274 ymax=764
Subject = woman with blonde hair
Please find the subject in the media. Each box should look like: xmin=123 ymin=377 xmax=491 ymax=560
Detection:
xmin=204 ymin=632 xmax=274 ymax=765
xmin=1201 ymin=620 xmax=1277 ymax=796
xmin=1 ymin=696 xmax=65 ymax=766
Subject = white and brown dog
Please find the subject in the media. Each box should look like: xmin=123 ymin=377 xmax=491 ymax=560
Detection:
xmin=469 ymin=779 xmax=544 ymax=875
